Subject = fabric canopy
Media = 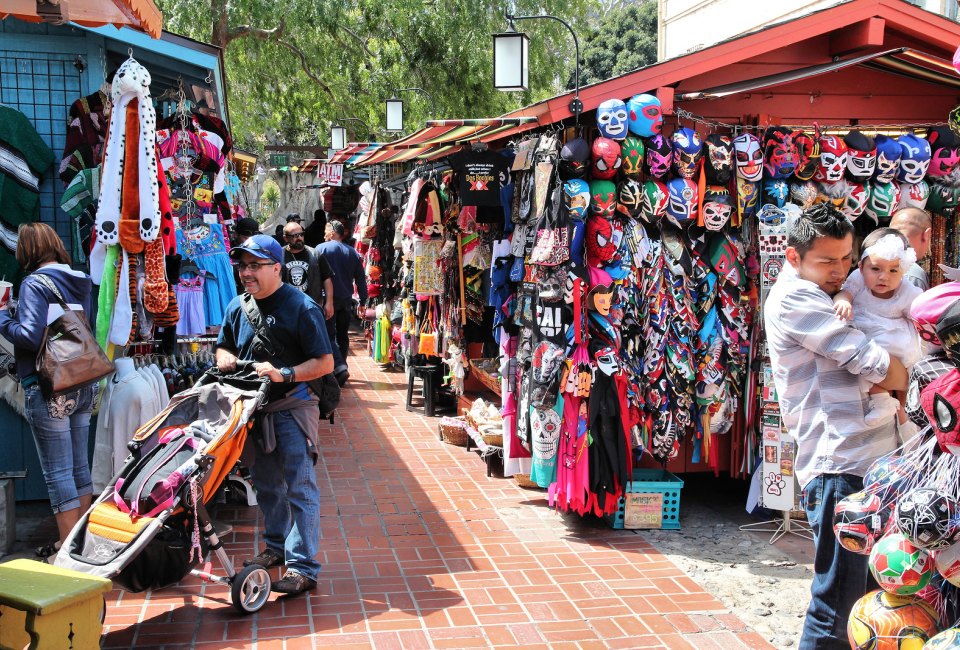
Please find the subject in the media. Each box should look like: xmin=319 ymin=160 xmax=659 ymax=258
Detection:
xmin=2 ymin=0 xmax=162 ymax=38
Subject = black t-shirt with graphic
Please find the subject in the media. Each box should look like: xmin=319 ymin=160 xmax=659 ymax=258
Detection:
xmin=283 ymin=245 xmax=333 ymax=307
xmin=450 ymin=150 xmax=510 ymax=207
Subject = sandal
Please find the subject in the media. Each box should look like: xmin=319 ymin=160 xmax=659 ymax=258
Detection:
xmin=35 ymin=541 xmax=61 ymax=559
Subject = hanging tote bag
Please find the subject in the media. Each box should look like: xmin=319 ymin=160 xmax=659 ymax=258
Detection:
xmin=528 ymin=179 xmax=570 ymax=267
xmin=413 ymin=238 xmax=444 ymax=296
xmin=33 ymin=273 xmax=114 ymax=398
xmin=417 ymin=300 xmax=440 ymax=358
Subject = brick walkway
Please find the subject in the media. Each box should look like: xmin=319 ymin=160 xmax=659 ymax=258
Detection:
xmin=100 ymin=338 xmax=772 ymax=649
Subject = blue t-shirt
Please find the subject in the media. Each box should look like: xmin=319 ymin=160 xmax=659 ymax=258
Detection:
xmin=217 ymin=284 xmax=332 ymax=398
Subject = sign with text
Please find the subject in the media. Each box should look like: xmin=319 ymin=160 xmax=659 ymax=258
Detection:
xmin=623 ymin=492 xmax=663 ymax=529
xmin=317 ymin=163 xmax=343 ymax=186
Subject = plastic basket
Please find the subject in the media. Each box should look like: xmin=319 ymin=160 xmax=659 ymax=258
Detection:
xmin=605 ymin=468 xmax=683 ymax=530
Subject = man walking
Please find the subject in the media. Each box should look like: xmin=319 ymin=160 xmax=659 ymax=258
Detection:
xmin=316 ymin=220 xmax=367 ymax=372
xmin=764 ymin=204 xmax=907 ymax=649
xmin=216 ymin=234 xmax=333 ymax=596
xmin=889 ymin=207 xmax=932 ymax=290
xmin=282 ymin=219 xmax=348 ymax=386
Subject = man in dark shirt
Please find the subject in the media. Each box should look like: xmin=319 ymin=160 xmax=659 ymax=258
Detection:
xmin=304 ymin=208 xmax=327 ymax=248
xmin=316 ymin=220 xmax=367 ymax=373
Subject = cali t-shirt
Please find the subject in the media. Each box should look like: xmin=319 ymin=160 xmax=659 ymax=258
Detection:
xmin=450 ymin=150 xmax=509 ymax=207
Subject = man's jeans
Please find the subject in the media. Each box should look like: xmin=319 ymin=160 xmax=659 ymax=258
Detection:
xmin=334 ymin=305 xmax=351 ymax=363
xmin=325 ymin=316 xmax=346 ymax=372
xmin=800 ymin=473 xmax=870 ymax=650
xmin=249 ymin=409 xmax=321 ymax=580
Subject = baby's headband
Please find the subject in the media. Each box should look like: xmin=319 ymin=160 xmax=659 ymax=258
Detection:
xmin=861 ymin=233 xmax=917 ymax=271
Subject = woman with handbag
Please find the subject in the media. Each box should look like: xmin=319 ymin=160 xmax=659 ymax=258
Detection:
xmin=0 ymin=223 xmax=99 ymax=558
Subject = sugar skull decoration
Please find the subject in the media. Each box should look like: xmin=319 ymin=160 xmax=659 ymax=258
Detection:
xmin=665 ymin=177 xmax=698 ymax=227
xmin=616 ymin=178 xmax=643 ymax=220
xmin=897 ymin=180 xmax=930 ymax=210
xmin=733 ymin=133 xmax=763 ymax=181
xmin=592 ymin=137 xmax=622 ymax=180
xmin=843 ymin=130 xmax=877 ymax=180
xmin=926 ymin=126 xmax=960 ymax=178
xmin=789 ymin=181 xmax=818 ymax=209
xmin=762 ymin=127 xmax=798 ymax=179
xmin=793 ymin=131 xmax=820 ymax=181
xmin=702 ymin=186 xmax=733 ymax=231
xmin=563 ymin=178 xmax=591 ymax=221
xmin=560 ymin=137 xmax=591 ymax=179
xmin=589 ymin=179 xmax=617 ymax=218
xmin=672 ymin=128 xmax=703 ymax=179
xmin=620 ymin=136 xmax=645 ymax=179
xmin=762 ymin=178 xmax=789 ymax=208
xmin=597 ymin=98 xmax=629 ymax=141
xmin=645 ymin=134 xmax=672 ymax=180
xmin=586 ymin=215 xmax=621 ymax=265
xmin=864 ymin=182 xmax=902 ymax=225
xmin=736 ymin=177 xmax=760 ymax=219
xmin=897 ymin=134 xmax=932 ymax=183
xmin=703 ymin=134 xmax=734 ymax=185
xmin=874 ymin=135 xmax=902 ymax=184
xmin=814 ymin=135 xmax=848 ymax=184
xmin=627 ymin=93 xmax=663 ymax=137
xmin=640 ymin=179 xmax=668 ymax=224
xmin=841 ymin=181 xmax=869 ymax=221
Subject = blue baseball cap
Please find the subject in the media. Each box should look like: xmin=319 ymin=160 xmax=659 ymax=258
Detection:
xmin=229 ymin=234 xmax=283 ymax=264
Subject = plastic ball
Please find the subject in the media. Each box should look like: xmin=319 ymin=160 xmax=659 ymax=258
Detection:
xmin=834 ymin=491 xmax=890 ymax=555
xmin=925 ymin=628 xmax=960 ymax=649
xmin=896 ymin=488 xmax=960 ymax=551
xmin=865 ymin=454 xmax=917 ymax=499
xmin=871 ymin=532 xmax=935 ymax=596
xmin=848 ymin=590 xmax=940 ymax=650
xmin=935 ymin=542 xmax=960 ymax=587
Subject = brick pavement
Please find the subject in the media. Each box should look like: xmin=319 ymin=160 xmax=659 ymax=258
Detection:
xmin=98 ymin=338 xmax=773 ymax=649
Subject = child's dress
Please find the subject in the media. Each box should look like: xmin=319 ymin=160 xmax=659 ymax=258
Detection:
xmin=844 ymin=269 xmax=924 ymax=368
xmin=175 ymin=274 xmax=206 ymax=336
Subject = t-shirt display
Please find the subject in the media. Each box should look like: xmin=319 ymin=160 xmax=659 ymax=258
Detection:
xmin=450 ymin=150 xmax=510 ymax=207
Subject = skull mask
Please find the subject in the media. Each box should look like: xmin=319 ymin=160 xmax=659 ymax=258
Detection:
xmin=704 ymin=134 xmax=734 ymax=185
xmin=897 ymin=134 xmax=932 ymax=183
xmin=733 ymin=133 xmax=763 ymax=181
xmin=843 ymin=130 xmax=877 ymax=180
xmin=672 ymin=127 xmax=703 ymax=179
xmin=589 ymin=180 xmax=617 ymax=218
xmin=815 ymin=135 xmax=848 ymax=184
xmin=927 ymin=126 xmax=960 ymax=178
xmin=702 ymin=186 xmax=733 ymax=231
xmin=530 ymin=406 xmax=562 ymax=458
xmin=563 ymin=179 xmax=591 ymax=221
xmin=595 ymin=346 xmax=620 ymax=376
xmin=873 ymin=134 xmax=902 ymax=184
xmin=591 ymin=137 xmax=622 ymax=180
xmin=597 ymin=98 xmax=629 ymax=140
xmin=645 ymin=133 xmax=672 ymax=180
xmin=841 ymin=181 xmax=868 ymax=221
xmin=666 ymin=177 xmax=698 ymax=227
xmin=762 ymin=127 xmax=798 ymax=179
xmin=640 ymin=180 xmax=668 ymax=224
xmin=620 ymin=136 xmax=645 ymax=178
xmin=627 ymin=93 xmax=663 ymax=137
xmin=793 ymin=131 xmax=820 ymax=181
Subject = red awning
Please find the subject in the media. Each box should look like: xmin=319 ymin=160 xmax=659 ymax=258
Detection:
xmin=2 ymin=0 xmax=162 ymax=38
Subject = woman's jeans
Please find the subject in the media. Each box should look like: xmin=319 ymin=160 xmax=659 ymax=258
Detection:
xmin=23 ymin=383 xmax=97 ymax=514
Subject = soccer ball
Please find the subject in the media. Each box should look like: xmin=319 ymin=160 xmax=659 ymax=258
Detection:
xmin=925 ymin=627 xmax=960 ymax=649
xmin=848 ymin=590 xmax=940 ymax=650
xmin=865 ymin=454 xmax=917 ymax=499
xmin=935 ymin=542 xmax=960 ymax=587
xmin=870 ymin=532 xmax=935 ymax=595
xmin=835 ymin=491 xmax=891 ymax=555
xmin=896 ymin=488 xmax=960 ymax=551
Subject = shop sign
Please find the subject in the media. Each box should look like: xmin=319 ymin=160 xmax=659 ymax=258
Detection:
xmin=623 ymin=492 xmax=663 ymax=529
xmin=318 ymin=163 xmax=343 ymax=186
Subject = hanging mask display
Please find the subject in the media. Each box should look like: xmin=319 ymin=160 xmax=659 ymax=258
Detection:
xmin=841 ymin=180 xmax=868 ymax=221
xmin=814 ymin=135 xmax=848 ymax=184
xmin=927 ymin=126 xmax=960 ymax=178
xmin=586 ymin=215 xmax=621 ymax=265
xmin=706 ymin=233 xmax=745 ymax=289
xmin=701 ymin=186 xmax=733 ymax=231
xmin=627 ymin=93 xmax=663 ymax=137
xmin=761 ymin=178 xmax=789 ymax=208
xmin=559 ymin=137 xmax=591 ymax=179
xmin=589 ymin=179 xmax=617 ymax=218
xmin=645 ymin=133 xmax=672 ymax=180
xmin=592 ymin=137 xmax=622 ymax=180
xmin=762 ymin=126 xmax=798 ymax=179
xmin=596 ymin=98 xmax=629 ymax=141
xmin=703 ymin=134 xmax=734 ymax=185
xmin=789 ymin=181 xmax=818 ymax=209
xmin=897 ymin=133 xmax=932 ymax=183
xmin=927 ymin=181 xmax=960 ymax=217
xmin=640 ymin=179 xmax=668 ymax=224
xmin=864 ymin=181 xmax=901 ymax=225
xmin=733 ymin=133 xmax=763 ymax=181
xmin=620 ymin=136 xmax=645 ymax=178
xmin=563 ymin=178 xmax=591 ymax=221
xmin=897 ymin=180 xmax=930 ymax=210
xmin=672 ymin=127 xmax=703 ymax=179
xmin=736 ymin=176 xmax=760 ymax=219
xmin=665 ymin=177 xmax=698 ymax=227
xmin=793 ymin=131 xmax=820 ymax=181
xmin=873 ymin=134 xmax=902 ymax=184
xmin=616 ymin=178 xmax=643 ymax=219
xmin=843 ymin=130 xmax=877 ymax=180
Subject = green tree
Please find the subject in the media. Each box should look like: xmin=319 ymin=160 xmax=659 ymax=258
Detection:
xmin=156 ymin=0 xmax=592 ymax=151
xmin=578 ymin=1 xmax=657 ymax=87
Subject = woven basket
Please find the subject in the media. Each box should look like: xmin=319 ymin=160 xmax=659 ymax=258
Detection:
xmin=439 ymin=418 xmax=469 ymax=447
xmin=514 ymin=473 xmax=541 ymax=489
xmin=479 ymin=424 xmax=503 ymax=448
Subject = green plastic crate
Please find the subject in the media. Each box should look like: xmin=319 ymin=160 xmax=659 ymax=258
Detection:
xmin=606 ymin=468 xmax=683 ymax=530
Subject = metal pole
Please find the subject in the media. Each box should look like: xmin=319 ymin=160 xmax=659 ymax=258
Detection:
xmin=506 ymin=12 xmax=583 ymax=122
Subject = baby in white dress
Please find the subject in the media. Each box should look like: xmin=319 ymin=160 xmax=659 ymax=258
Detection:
xmin=832 ymin=228 xmax=923 ymax=425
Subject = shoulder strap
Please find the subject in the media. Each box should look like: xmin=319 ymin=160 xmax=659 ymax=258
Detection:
xmin=239 ymin=293 xmax=284 ymax=360
xmin=32 ymin=273 xmax=68 ymax=308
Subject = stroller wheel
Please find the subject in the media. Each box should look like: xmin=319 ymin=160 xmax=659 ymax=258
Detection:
xmin=231 ymin=565 xmax=272 ymax=613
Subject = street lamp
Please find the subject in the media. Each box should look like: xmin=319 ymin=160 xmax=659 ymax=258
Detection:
xmin=330 ymin=117 xmax=372 ymax=151
xmin=384 ymin=87 xmax=434 ymax=133
xmin=493 ymin=13 xmax=582 ymax=122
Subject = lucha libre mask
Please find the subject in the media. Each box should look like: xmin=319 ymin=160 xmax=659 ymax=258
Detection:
xmin=597 ymin=98 xmax=629 ymax=140
xmin=897 ymin=134 xmax=932 ymax=183
xmin=762 ymin=127 xmax=798 ymax=179
xmin=620 ymin=136 xmax=645 ymax=178
xmin=927 ymin=126 xmax=960 ymax=178
xmin=594 ymin=345 xmax=620 ymax=376
xmin=627 ymin=93 xmax=663 ymax=137
xmin=703 ymin=134 xmax=734 ymax=185
xmin=843 ymin=130 xmax=877 ymax=180
xmin=702 ymin=186 xmax=733 ymax=231
xmin=874 ymin=134 xmax=902 ymax=184
xmin=736 ymin=177 xmax=759 ymax=219
xmin=762 ymin=178 xmax=789 ymax=208
xmin=789 ymin=181 xmax=818 ymax=209
xmin=645 ymin=134 xmax=672 ymax=180
xmin=706 ymin=233 xmax=745 ymax=289
xmin=864 ymin=181 xmax=901 ymax=225
xmin=672 ymin=128 xmax=703 ymax=179
xmin=897 ymin=180 xmax=930 ymax=210
xmin=814 ymin=135 xmax=848 ymax=184
xmin=640 ymin=180 xmax=668 ymax=224
xmin=793 ymin=131 xmax=820 ymax=181
xmin=617 ymin=178 xmax=643 ymax=219
xmin=592 ymin=137 xmax=622 ymax=180
xmin=586 ymin=215 xmax=619 ymax=264
xmin=589 ymin=179 xmax=617 ymax=218
xmin=560 ymin=137 xmax=591 ymax=179
xmin=733 ymin=133 xmax=763 ymax=181
xmin=665 ymin=177 xmax=698 ymax=227
xmin=563 ymin=178 xmax=591 ymax=221
xmin=841 ymin=181 xmax=868 ymax=221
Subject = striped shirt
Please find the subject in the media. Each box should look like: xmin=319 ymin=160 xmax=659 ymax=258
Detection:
xmin=764 ymin=262 xmax=898 ymax=489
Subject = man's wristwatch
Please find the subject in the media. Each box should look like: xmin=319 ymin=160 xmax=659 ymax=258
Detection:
xmin=280 ymin=367 xmax=295 ymax=383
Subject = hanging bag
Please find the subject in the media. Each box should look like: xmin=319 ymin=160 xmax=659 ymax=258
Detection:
xmin=417 ymin=299 xmax=440 ymax=358
xmin=528 ymin=176 xmax=570 ymax=267
xmin=34 ymin=273 xmax=114 ymax=398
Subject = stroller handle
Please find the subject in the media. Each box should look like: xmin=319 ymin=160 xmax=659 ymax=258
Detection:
xmin=197 ymin=361 xmax=272 ymax=404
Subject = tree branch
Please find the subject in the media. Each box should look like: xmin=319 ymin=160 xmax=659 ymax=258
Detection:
xmin=273 ymin=40 xmax=336 ymax=102
xmin=226 ymin=21 xmax=285 ymax=46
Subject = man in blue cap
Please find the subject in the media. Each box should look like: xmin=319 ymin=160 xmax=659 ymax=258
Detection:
xmin=216 ymin=234 xmax=332 ymax=596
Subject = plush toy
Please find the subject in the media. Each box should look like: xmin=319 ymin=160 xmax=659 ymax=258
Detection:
xmin=733 ymin=133 xmax=763 ymax=181
xmin=627 ymin=93 xmax=662 ymax=137
xmin=597 ymin=98 xmax=629 ymax=141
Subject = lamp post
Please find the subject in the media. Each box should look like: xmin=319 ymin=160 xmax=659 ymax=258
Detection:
xmin=385 ymin=87 xmax=434 ymax=133
xmin=492 ymin=13 xmax=582 ymax=123
xmin=330 ymin=117 xmax=372 ymax=151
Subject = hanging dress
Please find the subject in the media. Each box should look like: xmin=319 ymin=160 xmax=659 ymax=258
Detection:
xmin=176 ymin=224 xmax=236 ymax=326
xmin=175 ymin=274 xmax=206 ymax=335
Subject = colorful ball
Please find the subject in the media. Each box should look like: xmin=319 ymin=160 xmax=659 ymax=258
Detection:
xmin=896 ymin=488 xmax=960 ymax=551
xmin=935 ymin=542 xmax=960 ymax=587
xmin=864 ymin=453 xmax=916 ymax=499
xmin=834 ymin=491 xmax=889 ymax=555
xmin=870 ymin=532 xmax=935 ymax=596
xmin=925 ymin=627 xmax=960 ymax=649
xmin=848 ymin=590 xmax=940 ymax=650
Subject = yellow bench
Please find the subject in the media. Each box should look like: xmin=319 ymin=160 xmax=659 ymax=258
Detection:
xmin=0 ymin=558 xmax=112 ymax=650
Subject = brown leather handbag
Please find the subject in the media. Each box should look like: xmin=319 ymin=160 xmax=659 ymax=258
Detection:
xmin=33 ymin=273 xmax=114 ymax=398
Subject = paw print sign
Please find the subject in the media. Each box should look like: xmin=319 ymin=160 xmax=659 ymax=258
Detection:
xmin=764 ymin=472 xmax=786 ymax=496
